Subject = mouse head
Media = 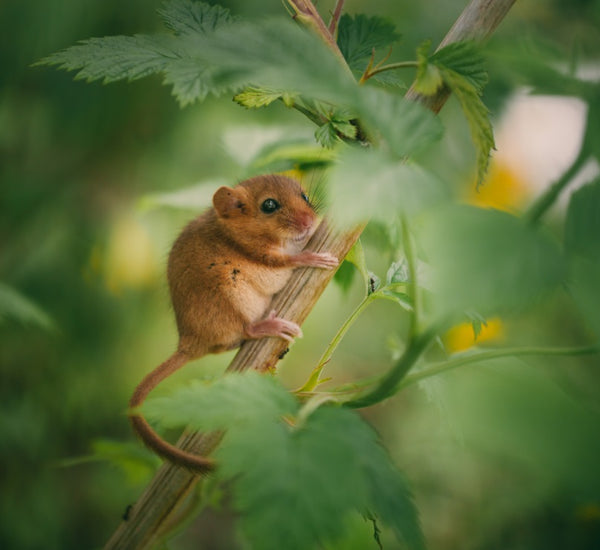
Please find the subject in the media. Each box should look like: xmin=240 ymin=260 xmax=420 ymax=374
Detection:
xmin=213 ymin=175 xmax=318 ymax=250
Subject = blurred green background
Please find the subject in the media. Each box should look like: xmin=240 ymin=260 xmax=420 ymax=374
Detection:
xmin=2 ymin=0 xmax=600 ymax=549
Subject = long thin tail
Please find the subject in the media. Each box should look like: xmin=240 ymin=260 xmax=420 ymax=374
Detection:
xmin=129 ymin=350 xmax=216 ymax=474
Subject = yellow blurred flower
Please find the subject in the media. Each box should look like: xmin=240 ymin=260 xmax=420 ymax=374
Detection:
xmin=85 ymin=214 xmax=159 ymax=294
xmin=466 ymin=160 xmax=530 ymax=212
xmin=444 ymin=318 xmax=504 ymax=353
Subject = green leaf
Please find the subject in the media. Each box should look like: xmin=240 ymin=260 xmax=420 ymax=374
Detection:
xmin=36 ymin=34 xmax=183 ymax=83
xmin=58 ymin=439 xmax=160 ymax=485
xmin=448 ymin=361 xmax=600 ymax=494
xmin=357 ymin=87 xmax=444 ymax=158
xmin=568 ymin=258 xmax=600 ymax=337
xmin=565 ymin=178 xmax=600 ymax=259
xmin=37 ymin=14 xmax=355 ymax=107
xmin=247 ymin=138 xmax=336 ymax=175
xmin=218 ymin=405 xmax=424 ymax=550
xmin=429 ymin=41 xmax=494 ymax=185
xmin=465 ymin=310 xmax=487 ymax=341
xmin=375 ymin=288 xmax=413 ymax=311
xmin=0 ymin=282 xmax=55 ymax=330
xmin=158 ymin=0 xmax=234 ymax=36
xmin=332 ymin=119 xmax=358 ymax=140
xmin=333 ymin=260 xmax=357 ymax=293
xmin=371 ymin=69 xmax=408 ymax=90
xmin=141 ymin=371 xmax=298 ymax=431
xmin=386 ymin=259 xmax=409 ymax=285
xmin=430 ymin=40 xmax=488 ymax=91
xmin=442 ymin=69 xmax=495 ymax=186
xmin=418 ymin=205 xmax=565 ymax=319
xmin=564 ymin=179 xmax=600 ymax=336
xmin=143 ymin=374 xmax=424 ymax=549
xmin=337 ymin=13 xmax=401 ymax=71
xmin=36 ymin=1 xmax=235 ymax=105
xmin=189 ymin=18 xmax=356 ymax=104
xmin=328 ymin=147 xmax=446 ymax=227
xmin=344 ymin=239 xmax=370 ymax=293
xmin=322 ymin=407 xmax=425 ymax=550
xmin=414 ymin=40 xmax=443 ymax=95
xmin=164 ymin=58 xmax=228 ymax=105
xmin=315 ymin=122 xmax=340 ymax=148
xmin=582 ymin=83 xmax=600 ymax=158
xmin=308 ymin=102 xmax=358 ymax=147
xmin=233 ymin=87 xmax=296 ymax=109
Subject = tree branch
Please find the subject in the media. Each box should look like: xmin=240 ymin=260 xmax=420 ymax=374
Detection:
xmin=104 ymin=1 xmax=516 ymax=548
xmin=405 ymin=0 xmax=517 ymax=113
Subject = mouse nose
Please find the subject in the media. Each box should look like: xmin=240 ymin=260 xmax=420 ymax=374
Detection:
xmin=296 ymin=211 xmax=314 ymax=232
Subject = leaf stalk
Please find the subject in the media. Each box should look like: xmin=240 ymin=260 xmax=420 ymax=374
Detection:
xmin=398 ymin=342 xmax=600 ymax=390
xmin=524 ymin=145 xmax=590 ymax=225
xmin=296 ymin=292 xmax=377 ymax=393
xmin=360 ymin=60 xmax=418 ymax=83
xmin=344 ymin=326 xmax=437 ymax=409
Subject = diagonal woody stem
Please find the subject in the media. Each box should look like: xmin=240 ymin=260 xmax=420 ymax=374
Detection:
xmin=328 ymin=0 xmax=346 ymax=35
xmin=285 ymin=0 xmax=351 ymax=73
xmin=104 ymin=1 xmax=516 ymax=548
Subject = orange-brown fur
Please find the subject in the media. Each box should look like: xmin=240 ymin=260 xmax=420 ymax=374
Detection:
xmin=129 ymin=174 xmax=338 ymax=473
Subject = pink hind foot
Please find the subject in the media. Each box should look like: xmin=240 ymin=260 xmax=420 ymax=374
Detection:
xmin=245 ymin=310 xmax=303 ymax=342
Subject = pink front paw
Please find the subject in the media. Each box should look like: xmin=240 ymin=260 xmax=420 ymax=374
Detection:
xmin=292 ymin=251 xmax=339 ymax=269
xmin=246 ymin=310 xmax=303 ymax=342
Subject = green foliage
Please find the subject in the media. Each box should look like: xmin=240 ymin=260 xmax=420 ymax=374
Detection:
xmin=565 ymin=179 xmax=600 ymax=259
xmin=0 ymin=282 xmax=55 ymax=330
xmin=418 ymin=205 xmax=565 ymax=319
xmin=37 ymin=3 xmax=353 ymax=106
xmin=341 ymin=240 xmax=370 ymax=294
xmin=582 ymin=84 xmax=600 ymax=158
xmin=565 ymin=179 xmax=600 ymax=337
xmin=35 ymin=1 xmax=232 ymax=105
xmin=37 ymin=0 xmax=492 ymax=168
xmin=448 ymin=360 xmax=600 ymax=492
xmin=415 ymin=40 xmax=494 ymax=185
xmin=60 ymin=439 xmax=161 ymax=485
xmin=336 ymin=13 xmax=401 ymax=72
xmin=233 ymin=86 xmax=297 ymax=109
xmin=414 ymin=41 xmax=443 ymax=95
xmin=157 ymin=0 xmax=235 ymax=36
xmin=314 ymin=106 xmax=358 ymax=148
xmin=328 ymin=147 xmax=446 ymax=226
xmin=429 ymin=40 xmax=488 ymax=91
xmin=142 ymin=372 xmax=424 ymax=550
xmin=357 ymin=87 xmax=444 ymax=157
xmin=29 ymin=2 xmax=600 ymax=549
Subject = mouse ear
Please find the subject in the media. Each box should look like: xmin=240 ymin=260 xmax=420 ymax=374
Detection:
xmin=213 ymin=186 xmax=248 ymax=218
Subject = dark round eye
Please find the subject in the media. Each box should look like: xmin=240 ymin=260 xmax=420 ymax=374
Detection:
xmin=260 ymin=198 xmax=280 ymax=214
xmin=301 ymin=192 xmax=311 ymax=205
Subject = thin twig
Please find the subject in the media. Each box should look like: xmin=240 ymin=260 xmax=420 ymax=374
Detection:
xmin=328 ymin=0 xmax=345 ymax=35
xmin=285 ymin=0 xmax=351 ymax=74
